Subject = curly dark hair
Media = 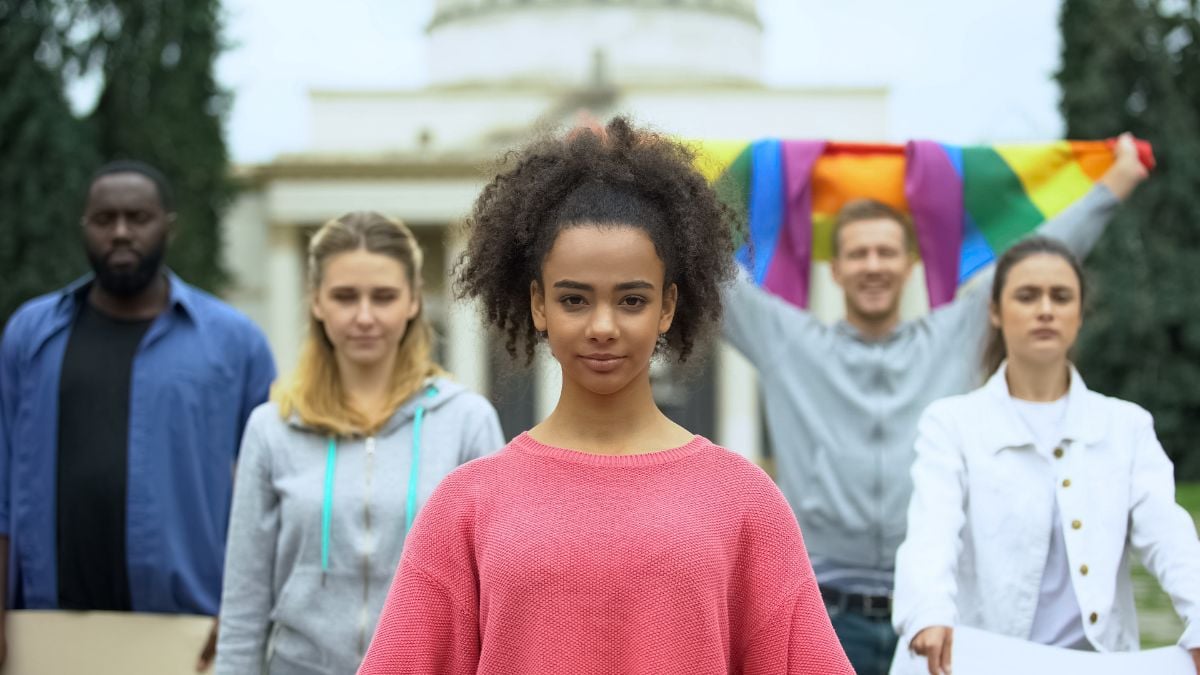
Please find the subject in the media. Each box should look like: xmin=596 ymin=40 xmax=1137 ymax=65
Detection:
xmin=455 ymin=116 xmax=738 ymax=364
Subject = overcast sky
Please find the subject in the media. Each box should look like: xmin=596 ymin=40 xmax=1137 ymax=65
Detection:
xmin=214 ymin=0 xmax=1065 ymax=164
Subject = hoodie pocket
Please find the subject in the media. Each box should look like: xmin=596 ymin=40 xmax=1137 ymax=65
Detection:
xmin=269 ymin=567 xmax=360 ymax=673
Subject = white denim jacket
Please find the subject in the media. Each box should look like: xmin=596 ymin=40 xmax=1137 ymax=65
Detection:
xmin=893 ymin=363 xmax=1200 ymax=651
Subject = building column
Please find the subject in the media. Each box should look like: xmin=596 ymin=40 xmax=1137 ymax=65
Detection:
xmin=266 ymin=224 xmax=306 ymax=374
xmin=715 ymin=342 xmax=762 ymax=463
xmin=443 ymin=227 xmax=489 ymax=396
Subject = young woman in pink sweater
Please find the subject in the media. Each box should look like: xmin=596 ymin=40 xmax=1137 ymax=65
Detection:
xmin=358 ymin=118 xmax=853 ymax=674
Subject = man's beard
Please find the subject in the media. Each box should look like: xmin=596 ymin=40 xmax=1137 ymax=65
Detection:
xmin=87 ymin=240 xmax=167 ymax=297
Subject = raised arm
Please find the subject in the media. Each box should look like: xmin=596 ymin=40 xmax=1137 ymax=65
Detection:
xmin=721 ymin=267 xmax=821 ymax=369
xmin=929 ymin=133 xmax=1148 ymax=356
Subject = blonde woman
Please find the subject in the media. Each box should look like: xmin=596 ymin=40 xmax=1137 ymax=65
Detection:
xmin=215 ymin=212 xmax=504 ymax=675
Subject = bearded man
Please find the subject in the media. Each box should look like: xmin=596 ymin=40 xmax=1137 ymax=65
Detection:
xmin=0 ymin=160 xmax=275 ymax=670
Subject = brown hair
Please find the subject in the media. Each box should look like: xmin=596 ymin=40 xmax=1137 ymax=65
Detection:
xmin=454 ymin=116 xmax=737 ymax=364
xmin=982 ymin=236 xmax=1087 ymax=377
xmin=831 ymin=198 xmax=915 ymax=257
xmin=275 ymin=212 xmax=444 ymax=436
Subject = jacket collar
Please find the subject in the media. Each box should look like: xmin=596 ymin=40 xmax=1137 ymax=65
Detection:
xmin=981 ymin=361 xmax=1104 ymax=454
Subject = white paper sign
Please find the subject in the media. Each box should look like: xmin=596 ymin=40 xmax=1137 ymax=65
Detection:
xmin=890 ymin=626 xmax=1194 ymax=675
xmin=1 ymin=610 xmax=215 ymax=675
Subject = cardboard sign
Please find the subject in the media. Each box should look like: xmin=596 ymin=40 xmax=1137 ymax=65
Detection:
xmin=2 ymin=610 xmax=214 ymax=675
xmin=890 ymin=625 xmax=1194 ymax=675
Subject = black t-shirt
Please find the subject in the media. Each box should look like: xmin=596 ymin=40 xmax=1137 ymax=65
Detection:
xmin=56 ymin=301 xmax=153 ymax=610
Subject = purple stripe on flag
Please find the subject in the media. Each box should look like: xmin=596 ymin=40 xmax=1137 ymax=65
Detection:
xmin=905 ymin=141 xmax=965 ymax=307
xmin=764 ymin=141 xmax=826 ymax=308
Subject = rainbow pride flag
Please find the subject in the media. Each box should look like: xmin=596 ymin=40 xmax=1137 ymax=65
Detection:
xmin=695 ymin=139 xmax=1151 ymax=309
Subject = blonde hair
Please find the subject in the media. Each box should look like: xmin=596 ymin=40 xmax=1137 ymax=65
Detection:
xmin=275 ymin=212 xmax=445 ymax=436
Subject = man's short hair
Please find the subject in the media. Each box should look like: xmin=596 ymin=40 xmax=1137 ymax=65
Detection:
xmin=89 ymin=160 xmax=176 ymax=212
xmin=831 ymin=198 xmax=915 ymax=257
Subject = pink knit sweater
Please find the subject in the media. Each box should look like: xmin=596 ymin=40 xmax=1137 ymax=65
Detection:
xmin=359 ymin=433 xmax=852 ymax=674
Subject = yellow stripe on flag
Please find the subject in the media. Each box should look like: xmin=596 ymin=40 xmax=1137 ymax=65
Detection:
xmin=689 ymin=140 xmax=750 ymax=183
xmin=994 ymin=142 xmax=1096 ymax=219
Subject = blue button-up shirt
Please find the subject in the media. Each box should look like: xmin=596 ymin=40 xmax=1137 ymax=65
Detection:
xmin=0 ymin=273 xmax=275 ymax=615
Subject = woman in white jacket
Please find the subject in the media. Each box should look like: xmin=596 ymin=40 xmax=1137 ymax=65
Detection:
xmin=892 ymin=236 xmax=1200 ymax=675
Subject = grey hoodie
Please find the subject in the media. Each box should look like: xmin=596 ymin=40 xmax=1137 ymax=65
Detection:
xmin=215 ymin=377 xmax=504 ymax=675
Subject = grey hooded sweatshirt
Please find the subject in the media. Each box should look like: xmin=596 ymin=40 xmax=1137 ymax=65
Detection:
xmin=215 ymin=377 xmax=504 ymax=675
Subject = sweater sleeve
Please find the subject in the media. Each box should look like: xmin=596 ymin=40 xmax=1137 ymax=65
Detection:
xmin=358 ymin=470 xmax=483 ymax=674
xmin=358 ymin=561 xmax=480 ymax=675
xmin=741 ymin=577 xmax=853 ymax=674
xmin=215 ymin=410 xmax=278 ymax=675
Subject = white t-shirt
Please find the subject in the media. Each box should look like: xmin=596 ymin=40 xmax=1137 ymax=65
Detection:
xmin=1011 ymin=395 xmax=1092 ymax=650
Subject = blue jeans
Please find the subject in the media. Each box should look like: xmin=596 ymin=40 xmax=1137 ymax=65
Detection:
xmin=826 ymin=604 xmax=898 ymax=675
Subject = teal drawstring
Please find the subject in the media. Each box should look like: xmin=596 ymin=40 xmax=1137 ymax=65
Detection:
xmin=321 ymin=437 xmax=337 ymax=577
xmin=405 ymin=386 xmax=439 ymax=539
xmin=320 ymin=385 xmax=438 ymax=576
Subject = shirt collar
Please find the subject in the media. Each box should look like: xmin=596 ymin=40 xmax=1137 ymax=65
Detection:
xmin=54 ymin=269 xmax=197 ymax=320
xmin=982 ymin=361 xmax=1103 ymax=454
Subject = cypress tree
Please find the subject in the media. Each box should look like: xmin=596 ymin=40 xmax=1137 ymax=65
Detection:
xmin=0 ymin=0 xmax=97 ymax=326
xmin=1058 ymin=0 xmax=1200 ymax=478
xmin=87 ymin=0 xmax=232 ymax=292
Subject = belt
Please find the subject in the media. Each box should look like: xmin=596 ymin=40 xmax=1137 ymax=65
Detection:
xmin=819 ymin=585 xmax=893 ymax=620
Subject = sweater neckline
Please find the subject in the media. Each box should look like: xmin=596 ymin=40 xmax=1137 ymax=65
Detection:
xmin=512 ymin=432 xmax=710 ymax=467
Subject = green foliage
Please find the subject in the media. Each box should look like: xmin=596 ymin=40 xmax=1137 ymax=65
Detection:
xmin=0 ymin=0 xmax=231 ymax=327
xmin=0 ymin=0 xmax=96 ymax=323
xmin=87 ymin=0 xmax=232 ymax=291
xmin=1058 ymin=0 xmax=1200 ymax=479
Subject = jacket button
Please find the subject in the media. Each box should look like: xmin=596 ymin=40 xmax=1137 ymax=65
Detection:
xmin=1089 ymin=612 xmax=1098 ymax=624
xmin=1062 ymin=478 xmax=1071 ymax=488
xmin=1080 ymin=564 xmax=1089 ymax=576
xmin=1054 ymin=447 xmax=1064 ymax=459
xmin=1072 ymin=520 xmax=1082 ymax=530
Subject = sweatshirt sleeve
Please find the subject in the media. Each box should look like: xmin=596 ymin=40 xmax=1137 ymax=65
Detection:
xmin=721 ymin=267 xmax=821 ymax=369
xmin=215 ymin=410 xmax=279 ymax=675
xmin=359 ymin=470 xmax=483 ymax=674
xmin=458 ymin=395 xmax=505 ymax=465
xmin=741 ymin=577 xmax=853 ymax=674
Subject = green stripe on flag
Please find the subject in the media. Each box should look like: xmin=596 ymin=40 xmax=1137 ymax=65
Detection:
xmin=962 ymin=147 xmax=1047 ymax=254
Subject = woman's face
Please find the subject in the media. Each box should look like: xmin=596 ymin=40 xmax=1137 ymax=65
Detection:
xmin=531 ymin=225 xmax=677 ymax=397
xmin=312 ymin=248 xmax=420 ymax=369
xmin=990 ymin=253 xmax=1082 ymax=368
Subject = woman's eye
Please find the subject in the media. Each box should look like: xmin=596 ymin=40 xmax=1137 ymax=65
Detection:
xmin=559 ymin=295 xmax=585 ymax=307
xmin=333 ymin=293 xmax=357 ymax=303
xmin=372 ymin=292 xmax=397 ymax=304
xmin=621 ymin=296 xmax=648 ymax=308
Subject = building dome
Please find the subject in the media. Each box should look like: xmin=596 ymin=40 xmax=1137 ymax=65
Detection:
xmin=426 ymin=0 xmax=763 ymax=87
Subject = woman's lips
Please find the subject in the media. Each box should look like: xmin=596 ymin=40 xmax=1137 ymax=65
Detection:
xmin=579 ymin=354 xmax=625 ymax=373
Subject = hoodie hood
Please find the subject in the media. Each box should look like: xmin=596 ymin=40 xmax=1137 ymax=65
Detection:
xmin=284 ymin=375 xmax=469 ymax=436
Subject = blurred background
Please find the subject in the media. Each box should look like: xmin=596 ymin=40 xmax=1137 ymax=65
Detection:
xmin=2 ymin=0 xmax=1198 ymax=642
